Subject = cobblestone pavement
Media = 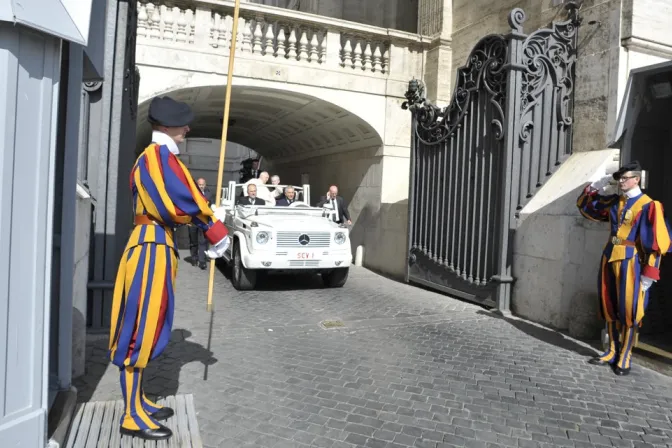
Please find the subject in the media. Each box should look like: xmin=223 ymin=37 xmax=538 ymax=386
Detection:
xmin=75 ymin=254 xmax=672 ymax=448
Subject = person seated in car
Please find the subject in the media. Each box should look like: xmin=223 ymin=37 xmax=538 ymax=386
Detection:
xmin=237 ymin=184 xmax=266 ymax=206
xmin=276 ymin=186 xmax=297 ymax=206
xmin=242 ymin=171 xmax=275 ymax=205
xmin=270 ymin=175 xmax=284 ymax=199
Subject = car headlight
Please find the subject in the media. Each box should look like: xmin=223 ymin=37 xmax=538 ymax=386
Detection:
xmin=256 ymin=231 xmax=269 ymax=244
xmin=334 ymin=232 xmax=346 ymax=245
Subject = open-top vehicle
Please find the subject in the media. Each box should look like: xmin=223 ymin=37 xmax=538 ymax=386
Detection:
xmin=212 ymin=181 xmax=352 ymax=290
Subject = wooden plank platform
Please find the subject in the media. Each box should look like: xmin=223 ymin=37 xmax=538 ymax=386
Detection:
xmin=64 ymin=395 xmax=202 ymax=448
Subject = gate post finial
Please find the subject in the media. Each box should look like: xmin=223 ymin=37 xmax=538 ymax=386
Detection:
xmin=401 ymin=78 xmax=426 ymax=111
xmin=508 ymin=8 xmax=526 ymax=33
xmin=564 ymin=0 xmax=583 ymax=26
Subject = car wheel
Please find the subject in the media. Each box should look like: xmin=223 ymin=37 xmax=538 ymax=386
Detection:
xmin=322 ymin=267 xmax=349 ymax=288
xmin=232 ymin=241 xmax=256 ymax=290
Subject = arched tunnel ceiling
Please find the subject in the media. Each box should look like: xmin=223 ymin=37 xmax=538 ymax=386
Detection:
xmin=137 ymin=86 xmax=382 ymax=160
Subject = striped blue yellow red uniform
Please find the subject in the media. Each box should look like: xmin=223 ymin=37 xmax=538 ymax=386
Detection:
xmin=108 ymin=142 xmax=228 ymax=431
xmin=577 ymin=185 xmax=671 ymax=370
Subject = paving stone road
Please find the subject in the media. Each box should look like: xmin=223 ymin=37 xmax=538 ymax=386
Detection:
xmin=75 ymin=254 xmax=672 ymax=448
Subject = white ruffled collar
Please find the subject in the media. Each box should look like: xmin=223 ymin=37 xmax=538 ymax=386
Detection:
xmin=623 ymin=186 xmax=641 ymax=199
xmin=152 ymin=131 xmax=180 ymax=155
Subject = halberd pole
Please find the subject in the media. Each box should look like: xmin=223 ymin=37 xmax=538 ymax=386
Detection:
xmin=204 ymin=0 xmax=241 ymax=381
xmin=207 ymin=0 xmax=241 ymax=313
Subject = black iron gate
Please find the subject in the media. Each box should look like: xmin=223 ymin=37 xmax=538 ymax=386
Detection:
xmin=402 ymin=4 xmax=580 ymax=310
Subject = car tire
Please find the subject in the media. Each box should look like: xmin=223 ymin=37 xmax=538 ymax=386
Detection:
xmin=322 ymin=267 xmax=349 ymax=288
xmin=232 ymin=240 xmax=256 ymax=290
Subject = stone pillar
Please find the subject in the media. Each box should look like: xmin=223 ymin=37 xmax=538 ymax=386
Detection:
xmin=418 ymin=0 xmax=453 ymax=104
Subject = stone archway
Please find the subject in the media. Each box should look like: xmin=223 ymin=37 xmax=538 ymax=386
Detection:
xmin=136 ymin=84 xmax=392 ymax=269
xmin=136 ymin=84 xmax=383 ymax=164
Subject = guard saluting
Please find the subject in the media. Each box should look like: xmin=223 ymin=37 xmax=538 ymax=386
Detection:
xmin=577 ymin=160 xmax=671 ymax=375
xmin=108 ymin=96 xmax=230 ymax=440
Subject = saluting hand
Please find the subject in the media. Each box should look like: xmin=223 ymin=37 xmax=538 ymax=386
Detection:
xmin=590 ymin=175 xmax=612 ymax=192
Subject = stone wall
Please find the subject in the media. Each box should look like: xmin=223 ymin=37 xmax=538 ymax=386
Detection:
xmin=319 ymin=0 xmax=418 ymax=33
xmin=512 ymin=150 xmax=619 ymax=338
xmin=248 ymin=0 xmax=419 ymax=32
xmin=451 ymin=0 xmax=559 ymax=83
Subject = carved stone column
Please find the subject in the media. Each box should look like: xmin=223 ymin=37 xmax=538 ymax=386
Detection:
xmin=418 ymin=0 xmax=453 ymax=104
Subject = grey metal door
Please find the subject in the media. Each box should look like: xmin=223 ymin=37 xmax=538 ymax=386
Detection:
xmin=0 ymin=24 xmax=61 ymax=447
xmin=403 ymin=4 xmax=580 ymax=310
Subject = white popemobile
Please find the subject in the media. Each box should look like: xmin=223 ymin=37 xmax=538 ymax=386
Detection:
xmin=211 ymin=181 xmax=352 ymax=290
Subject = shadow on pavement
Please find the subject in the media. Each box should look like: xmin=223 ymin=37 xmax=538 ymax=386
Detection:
xmin=477 ymin=310 xmax=598 ymax=358
xmin=74 ymin=329 xmax=216 ymax=403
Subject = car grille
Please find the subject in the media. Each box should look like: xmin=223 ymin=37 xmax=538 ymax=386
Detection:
xmin=289 ymin=260 xmax=321 ymax=267
xmin=276 ymin=231 xmax=331 ymax=248
xmin=277 ymin=251 xmax=330 ymax=256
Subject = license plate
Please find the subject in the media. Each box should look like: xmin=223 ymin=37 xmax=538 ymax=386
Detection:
xmin=292 ymin=252 xmax=316 ymax=260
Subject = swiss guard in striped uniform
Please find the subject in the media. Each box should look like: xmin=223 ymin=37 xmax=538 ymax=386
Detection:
xmin=108 ymin=96 xmax=230 ymax=440
xmin=577 ymin=160 xmax=671 ymax=376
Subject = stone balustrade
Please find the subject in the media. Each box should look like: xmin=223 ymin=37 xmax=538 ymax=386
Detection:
xmin=136 ymin=0 xmax=425 ymax=77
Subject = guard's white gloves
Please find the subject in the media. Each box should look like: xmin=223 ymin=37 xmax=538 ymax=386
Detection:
xmin=641 ymin=276 xmax=654 ymax=292
xmin=590 ymin=175 xmax=613 ymax=191
xmin=205 ymin=236 xmax=230 ymax=259
xmin=601 ymin=183 xmax=618 ymax=196
xmin=588 ymin=169 xmax=606 ymax=184
xmin=212 ymin=207 xmax=227 ymax=223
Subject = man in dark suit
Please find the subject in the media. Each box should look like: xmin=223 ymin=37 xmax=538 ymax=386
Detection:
xmin=189 ymin=178 xmax=215 ymax=269
xmin=237 ymin=183 xmax=266 ymax=206
xmin=241 ymin=159 xmax=261 ymax=183
xmin=276 ymin=186 xmax=297 ymax=206
xmin=317 ymin=185 xmax=351 ymax=225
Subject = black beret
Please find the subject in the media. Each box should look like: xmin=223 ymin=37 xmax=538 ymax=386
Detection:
xmin=147 ymin=96 xmax=194 ymax=127
xmin=612 ymin=160 xmax=642 ymax=180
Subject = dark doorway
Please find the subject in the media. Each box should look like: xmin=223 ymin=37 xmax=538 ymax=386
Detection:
xmin=620 ymin=67 xmax=672 ymax=360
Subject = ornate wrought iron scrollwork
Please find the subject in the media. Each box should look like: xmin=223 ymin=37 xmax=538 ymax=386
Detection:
xmin=83 ymin=81 xmax=103 ymax=92
xmin=402 ymin=34 xmax=509 ymax=145
xmin=518 ymin=1 xmax=580 ymax=143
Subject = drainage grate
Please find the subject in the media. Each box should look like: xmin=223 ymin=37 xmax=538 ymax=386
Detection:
xmin=319 ymin=320 xmax=345 ymax=329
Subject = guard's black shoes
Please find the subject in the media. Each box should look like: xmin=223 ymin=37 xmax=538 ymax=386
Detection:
xmin=613 ymin=366 xmax=631 ymax=376
xmin=588 ymin=357 xmax=610 ymax=366
xmin=199 ymin=262 xmax=206 ymax=270
xmin=151 ymin=406 xmax=174 ymax=421
xmin=120 ymin=425 xmax=172 ymax=440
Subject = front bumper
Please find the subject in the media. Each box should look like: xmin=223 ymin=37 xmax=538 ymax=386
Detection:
xmin=243 ymin=249 xmax=351 ymax=269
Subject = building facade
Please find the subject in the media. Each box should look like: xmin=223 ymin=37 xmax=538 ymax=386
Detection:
xmin=126 ymin=0 xmax=672 ymax=346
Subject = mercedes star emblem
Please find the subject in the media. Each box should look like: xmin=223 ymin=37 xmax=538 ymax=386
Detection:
xmin=298 ymin=234 xmax=310 ymax=246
